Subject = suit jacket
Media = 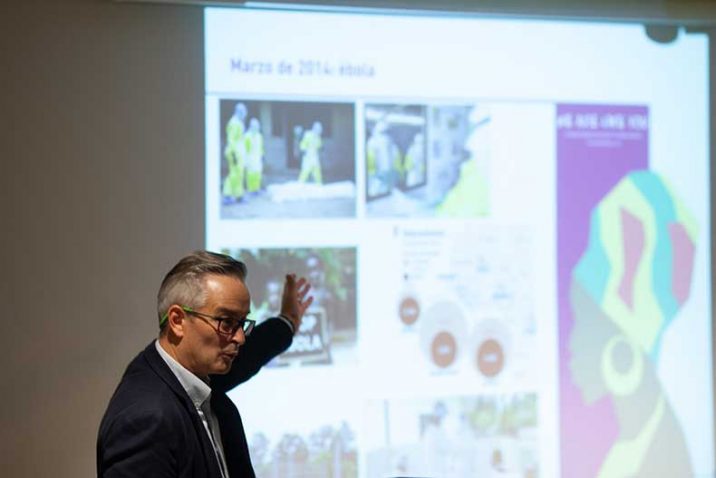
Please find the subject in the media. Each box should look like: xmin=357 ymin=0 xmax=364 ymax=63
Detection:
xmin=97 ymin=317 xmax=292 ymax=478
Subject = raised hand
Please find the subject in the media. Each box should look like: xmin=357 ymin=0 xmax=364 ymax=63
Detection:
xmin=280 ymin=274 xmax=313 ymax=334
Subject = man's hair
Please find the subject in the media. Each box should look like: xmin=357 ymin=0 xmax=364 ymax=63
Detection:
xmin=157 ymin=251 xmax=247 ymax=331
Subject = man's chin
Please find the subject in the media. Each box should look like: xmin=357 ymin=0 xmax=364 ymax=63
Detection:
xmin=213 ymin=356 xmax=235 ymax=374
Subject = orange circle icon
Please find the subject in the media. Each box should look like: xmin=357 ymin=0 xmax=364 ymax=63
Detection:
xmin=399 ymin=297 xmax=420 ymax=325
xmin=477 ymin=338 xmax=504 ymax=377
xmin=431 ymin=331 xmax=457 ymax=368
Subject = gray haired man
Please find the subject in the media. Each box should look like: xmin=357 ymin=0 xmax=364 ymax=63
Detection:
xmin=98 ymin=250 xmax=312 ymax=477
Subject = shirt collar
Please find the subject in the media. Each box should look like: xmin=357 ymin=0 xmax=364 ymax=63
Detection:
xmin=155 ymin=340 xmax=211 ymax=408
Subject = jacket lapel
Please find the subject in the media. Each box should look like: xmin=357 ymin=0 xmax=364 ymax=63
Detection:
xmin=212 ymin=392 xmax=255 ymax=478
xmin=142 ymin=342 xmax=224 ymax=478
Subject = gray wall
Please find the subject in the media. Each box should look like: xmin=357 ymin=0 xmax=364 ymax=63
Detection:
xmin=0 ymin=1 xmax=204 ymax=476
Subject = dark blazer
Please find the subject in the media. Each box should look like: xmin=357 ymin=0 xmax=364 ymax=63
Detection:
xmin=97 ymin=317 xmax=292 ymax=478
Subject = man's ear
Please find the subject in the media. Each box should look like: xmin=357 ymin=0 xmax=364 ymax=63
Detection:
xmin=165 ymin=304 xmax=187 ymax=338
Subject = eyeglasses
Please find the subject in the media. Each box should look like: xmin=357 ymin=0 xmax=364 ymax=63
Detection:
xmin=161 ymin=305 xmax=255 ymax=337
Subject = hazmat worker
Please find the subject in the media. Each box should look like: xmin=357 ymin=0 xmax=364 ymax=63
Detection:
xmin=403 ymin=132 xmax=426 ymax=188
xmin=223 ymin=103 xmax=248 ymax=203
xmin=244 ymin=117 xmax=265 ymax=194
xmin=366 ymin=120 xmax=399 ymax=196
xmin=292 ymin=125 xmax=304 ymax=165
xmin=298 ymin=121 xmax=323 ymax=184
xmin=435 ymin=106 xmax=490 ymax=217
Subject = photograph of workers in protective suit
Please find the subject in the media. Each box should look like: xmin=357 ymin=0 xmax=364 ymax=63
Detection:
xmin=365 ymin=103 xmax=491 ymax=218
xmin=219 ymin=99 xmax=356 ymax=219
xmin=221 ymin=246 xmax=358 ymax=367
xmin=365 ymin=104 xmax=427 ymax=200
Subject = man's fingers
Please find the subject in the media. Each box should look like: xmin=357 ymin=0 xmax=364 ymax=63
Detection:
xmin=298 ymin=281 xmax=311 ymax=299
xmin=282 ymin=274 xmax=313 ymax=318
xmin=301 ymin=296 xmax=314 ymax=312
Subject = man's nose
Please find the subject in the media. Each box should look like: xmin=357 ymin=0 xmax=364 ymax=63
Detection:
xmin=230 ymin=327 xmax=246 ymax=345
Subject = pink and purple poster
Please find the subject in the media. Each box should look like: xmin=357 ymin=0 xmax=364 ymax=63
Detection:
xmin=558 ymin=103 xmax=698 ymax=476
xmin=558 ymin=104 xmax=646 ymax=476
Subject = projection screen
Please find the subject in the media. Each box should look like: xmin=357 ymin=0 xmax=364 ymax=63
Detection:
xmin=205 ymin=6 xmax=713 ymax=477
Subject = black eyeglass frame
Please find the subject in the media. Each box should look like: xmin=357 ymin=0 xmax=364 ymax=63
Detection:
xmin=161 ymin=305 xmax=255 ymax=337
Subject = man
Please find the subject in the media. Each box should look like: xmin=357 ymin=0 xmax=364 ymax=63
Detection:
xmin=403 ymin=132 xmax=425 ymax=188
xmin=223 ymin=103 xmax=248 ymax=204
xmin=365 ymin=120 xmax=399 ymax=197
xmin=97 ymin=251 xmax=313 ymax=477
xmin=298 ymin=121 xmax=323 ymax=184
xmin=244 ymin=118 xmax=265 ymax=194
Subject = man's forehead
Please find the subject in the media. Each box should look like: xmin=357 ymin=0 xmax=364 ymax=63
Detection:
xmin=202 ymin=274 xmax=251 ymax=302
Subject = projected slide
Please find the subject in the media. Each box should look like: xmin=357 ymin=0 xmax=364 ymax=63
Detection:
xmin=205 ymin=7 xmax=712 ymax=478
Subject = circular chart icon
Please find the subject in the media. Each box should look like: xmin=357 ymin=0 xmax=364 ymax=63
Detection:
xmin=431 ymin=331 xmax=458 ymax=368
xmin=477 ymin=338 xmax=505 ymax=377
xmin=399 ymin=296 xmax=421 ymax=325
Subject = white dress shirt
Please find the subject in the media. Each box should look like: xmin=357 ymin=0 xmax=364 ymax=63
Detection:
xmin=155 ymin=340 xmax=230 ymax=478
